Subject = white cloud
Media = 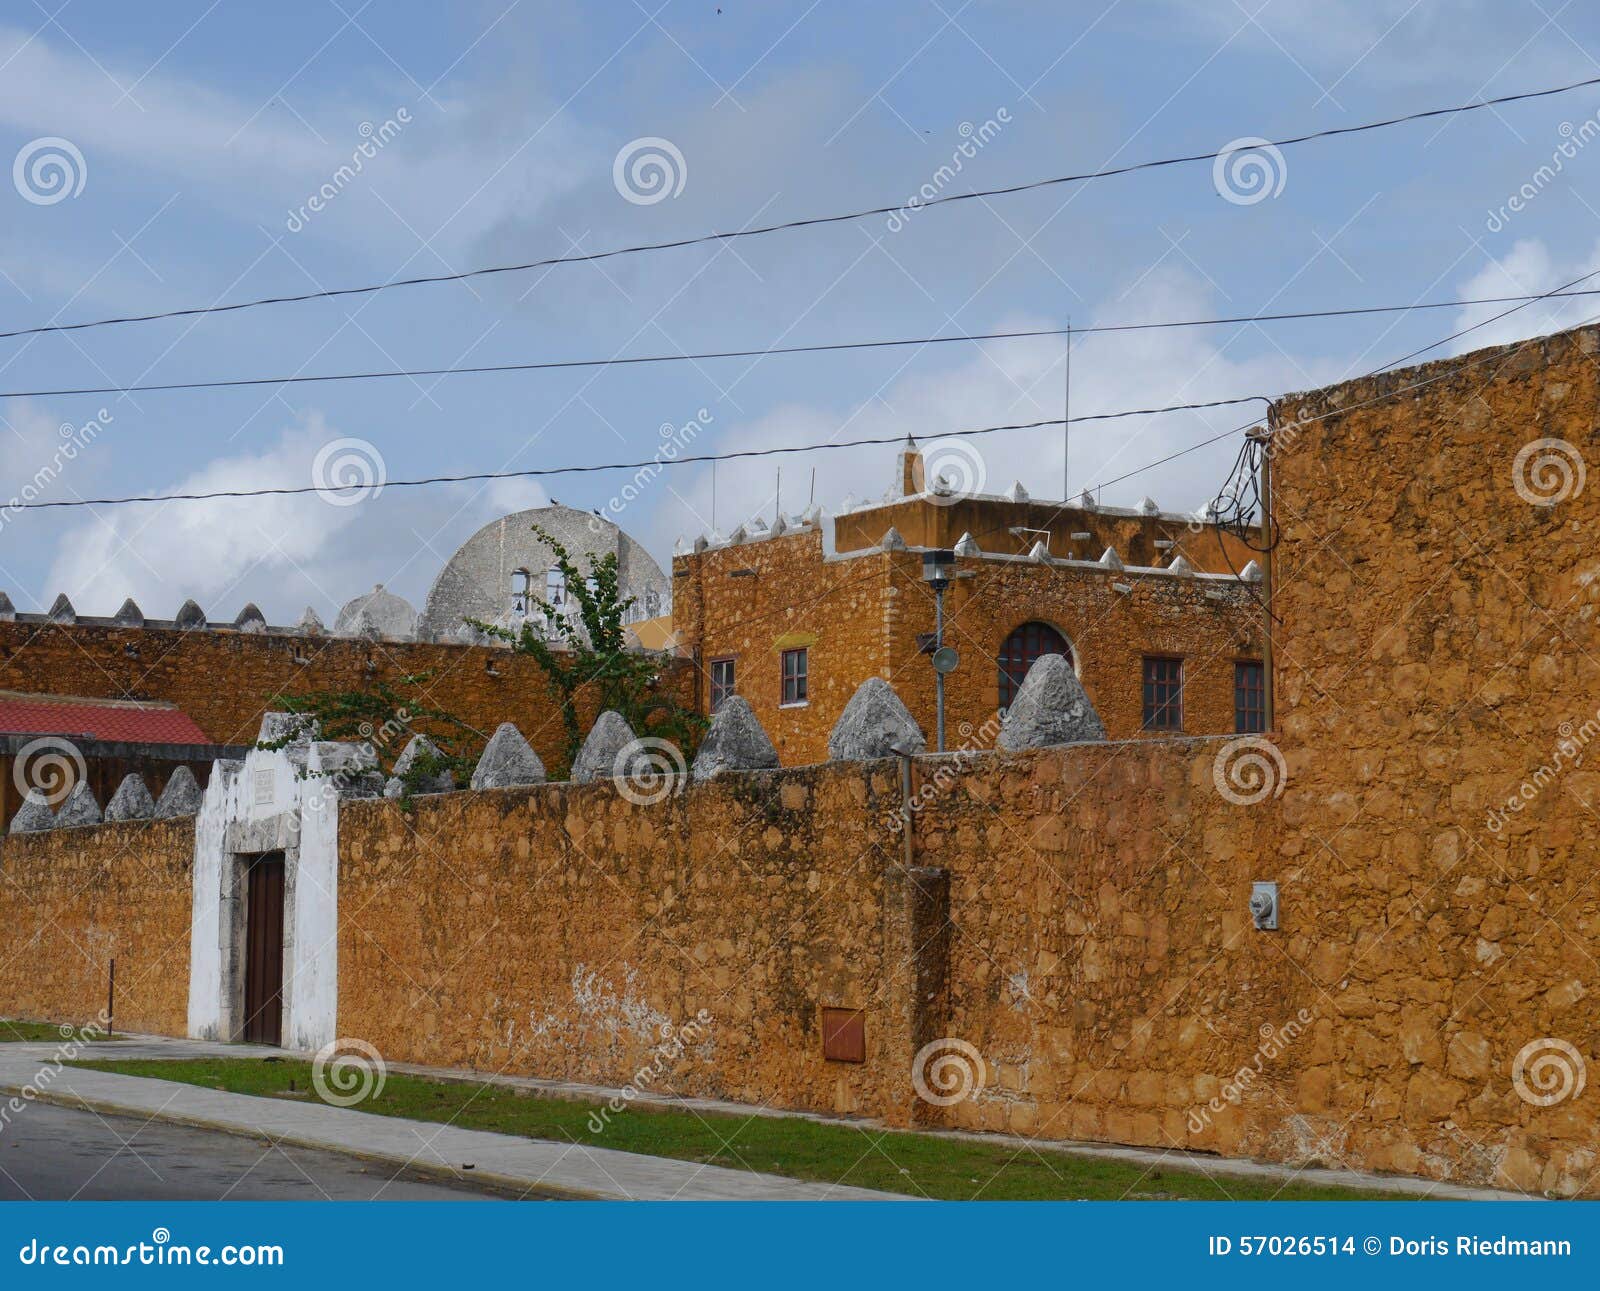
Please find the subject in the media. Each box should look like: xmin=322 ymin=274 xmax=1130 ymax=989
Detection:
xmin=638 ymin=267 xmax=1349 ymax=553
xmin=42 ymin=409 xmax=549 ymax=621
xmin=44 ymin=410 xmax=363 ymax=617
xmin=0 ymin=24 xmax=591 ymax=260
xmin=1153 ymin=0 xmax=1574 ymax=89
xmin=1446 ymin=236 xmax=1600 ymax=354
xmin=0 ymin=398 xmax=112 ymax=507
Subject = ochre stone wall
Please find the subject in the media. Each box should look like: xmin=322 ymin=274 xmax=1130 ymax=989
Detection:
xmin=325 ymin=742 xmax=1333 ymax=1170
xmin=887 ymin=555 xmax=1261 ymax=751
xmin=334 ymin=765 xmax=923 ymax=1122
xmin=1263 ymin=324 xmax=1600 ymax=1196
xmin=0 ymin=820 xmax=193 ymax=1036
xmin=672 ymin=530 xmax=902 ymax=765
xmin=674 ymin=526 xmax=1262 ymax=764
xmin=330 ymin=713 xmax=1600 ymax=1193
xmin=9 ymin=326 xmax=1600 ymax=1198
xmin=832 ymin=493 xmax=1257 ymax=571
xmin=331 ymin=746 xmax=1270 ymax=1139
xmin=0 ymin=620 xmax=692 ymax=777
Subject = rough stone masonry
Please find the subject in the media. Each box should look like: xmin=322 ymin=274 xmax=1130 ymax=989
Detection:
xmin=6 ymin=325 xmax=1600 ymax=1197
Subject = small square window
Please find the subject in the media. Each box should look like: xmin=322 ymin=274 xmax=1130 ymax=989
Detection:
xmin=821 ymin=1007 xmax=865 ymax=1063
xmin=1234 ymin=660 xmax=1266 ymax=734
xmin=709 ymin=657 xmax=736 ymax=713
xmin=781 ymin=647 xmax=808 ymax=706
xmin=1142 ymin=656 xmax=1183 ymax=731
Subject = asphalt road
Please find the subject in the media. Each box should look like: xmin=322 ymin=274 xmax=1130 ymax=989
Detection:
xmin=0 ymin=1101 xmax=506 ymax=1201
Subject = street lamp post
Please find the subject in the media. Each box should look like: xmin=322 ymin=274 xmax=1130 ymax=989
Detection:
xmin=922 ymin=549 xmax=957 ymax=752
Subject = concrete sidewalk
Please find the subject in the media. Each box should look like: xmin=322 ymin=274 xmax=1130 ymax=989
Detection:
xmin=2 ymin=1033 xmax=1528 ymax=1201
xmin=0 ymin=1041 xmax=895 ymax=1201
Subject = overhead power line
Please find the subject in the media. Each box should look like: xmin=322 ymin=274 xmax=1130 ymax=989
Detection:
xmin=1376 ymin=266 xmax=1600 ymax=372
xmin=4 ymin=396 xmax=1269 ymax=512
xmin=12 ymin=288 xmax=1600 ymax=401
xmin=1092 ymin=425 xmax=1249 ymax=492
xmin=3 ymin=74 xmax=1598 ymax=346
xmin=13 ymin=258 xmax=1600 ymax=521
xmin=1031 ymin=273 xmax=1600 ymax=545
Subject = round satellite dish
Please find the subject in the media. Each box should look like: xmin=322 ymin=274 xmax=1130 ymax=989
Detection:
xmin=930 ymin=645 xmax=960 ymax=674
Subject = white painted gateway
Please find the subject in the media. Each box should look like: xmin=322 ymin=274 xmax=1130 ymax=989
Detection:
xmin=186 ymin=727 xmax=377 ymax=1052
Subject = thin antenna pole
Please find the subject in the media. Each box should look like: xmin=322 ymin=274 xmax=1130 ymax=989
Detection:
xmin=712 ymin=459 xmax=717 ymax=533
xmin=809 ymin=467 xmax=816 ymax=507
xmin=1063 ymin=317 xmax=1072 ymax=501
xmin=775 ymin=467 xmax=781 ymax=524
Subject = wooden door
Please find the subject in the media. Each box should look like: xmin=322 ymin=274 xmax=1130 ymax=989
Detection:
xmin=242 ymin=854 xmax=285 ymax=1046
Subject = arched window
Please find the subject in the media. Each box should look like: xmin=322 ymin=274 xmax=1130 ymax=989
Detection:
xmin=997 ymin=621 xmax=1073 ymax=711
xmin=511 ymin=569 xmax=534 ymax=616
xmin=545 ymin=567 xmax=567 ymax=606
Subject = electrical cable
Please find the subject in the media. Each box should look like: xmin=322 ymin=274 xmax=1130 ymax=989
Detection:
xmin=2 ymin=74 xmax=1596 ymax=344
xmin=4 ymin=396 xmax=1270 ymax=512
xmin=13 ymin=288 xmax=1600 ymax=401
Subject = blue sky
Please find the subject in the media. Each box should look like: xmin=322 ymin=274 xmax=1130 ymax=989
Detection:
xmin=1 ymin=0 xmax=1598 ymax=623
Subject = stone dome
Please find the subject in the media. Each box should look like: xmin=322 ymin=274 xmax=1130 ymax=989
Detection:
xmin=334 ymin=584 xmax=418 ymax=640
xmin=417 ymin=505 xmax=668 ymax=642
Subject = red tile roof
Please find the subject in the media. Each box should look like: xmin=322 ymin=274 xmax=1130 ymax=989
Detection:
xmin=0 ymin=691 xmax=213 ymax=745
